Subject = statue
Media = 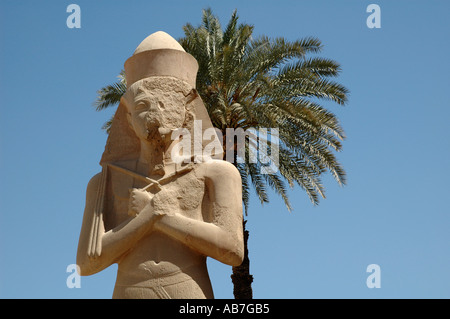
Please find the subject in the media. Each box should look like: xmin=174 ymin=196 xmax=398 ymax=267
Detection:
xmin=77 ymin=31 xmax=244 ymax=299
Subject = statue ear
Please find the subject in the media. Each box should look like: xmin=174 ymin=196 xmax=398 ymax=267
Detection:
xmin=185 ymin=88 xmax=199 ymax=105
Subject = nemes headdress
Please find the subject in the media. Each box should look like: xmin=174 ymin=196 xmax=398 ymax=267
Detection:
xmin=100 ymin=31 xmax=222 ymax=165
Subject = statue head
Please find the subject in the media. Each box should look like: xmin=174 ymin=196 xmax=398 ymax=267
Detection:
xmin=99 ymin=31 xmax=222 ymax=165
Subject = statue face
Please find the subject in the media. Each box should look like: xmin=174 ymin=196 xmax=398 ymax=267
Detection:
xmin=124 ymin=77 xmax=191 ymax=141
xmin=128 ymin=90 xmax=186 ymax=140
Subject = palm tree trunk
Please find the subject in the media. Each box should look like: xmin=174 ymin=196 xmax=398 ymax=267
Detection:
xmin=231 ymin=219 xmax=253 ymax=299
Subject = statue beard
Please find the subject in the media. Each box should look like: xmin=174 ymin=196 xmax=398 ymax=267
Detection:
xmin=145 ymin=123 xmax=173 ymax=147
xmin=145 ymin=125 xmax=160 ymax=142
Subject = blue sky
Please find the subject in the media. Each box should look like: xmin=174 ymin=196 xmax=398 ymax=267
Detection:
xmin=0 ymin=0 xmax=449 ymax=299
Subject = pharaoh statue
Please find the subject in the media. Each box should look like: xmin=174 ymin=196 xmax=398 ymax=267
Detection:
xmin=77 ymin=31 xmax=244 ymax=299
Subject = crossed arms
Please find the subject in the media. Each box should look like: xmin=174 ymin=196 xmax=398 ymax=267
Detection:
xmin=76 ymin=160 xmax=244 ymax=276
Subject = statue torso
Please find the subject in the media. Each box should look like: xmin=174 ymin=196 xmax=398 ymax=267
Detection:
xmin=103 ymin=160 xmax=211 ymax=285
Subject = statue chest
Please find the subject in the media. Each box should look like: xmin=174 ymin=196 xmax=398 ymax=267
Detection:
xmin=151 ymin=172 xmax=206 ymax=214
xmin=105 ymin=166 xmax=206 ymax=230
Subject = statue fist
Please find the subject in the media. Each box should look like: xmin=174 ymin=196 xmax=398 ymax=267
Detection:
xmin=128 ymin=188 xmax=152 ymax=217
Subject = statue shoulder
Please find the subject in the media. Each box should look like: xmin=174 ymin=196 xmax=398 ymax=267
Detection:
xmin=198 ymin=159 xmax=241 ymax=182
xmin=86 ymin=172 xmax=103 ymax=196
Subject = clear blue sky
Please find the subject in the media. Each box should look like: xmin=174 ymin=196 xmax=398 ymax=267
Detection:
xmin=1 ymin=0 xmax=449 ymax=299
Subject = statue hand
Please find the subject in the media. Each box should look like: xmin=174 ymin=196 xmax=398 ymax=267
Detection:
xmin=128 ymin=188 xmax=152 ymax=217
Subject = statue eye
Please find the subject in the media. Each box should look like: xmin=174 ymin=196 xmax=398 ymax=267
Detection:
xmin=158 ymin=101 xmax=165 ymax=109
xmin=135 ymin=101 xmax=147 ymax=111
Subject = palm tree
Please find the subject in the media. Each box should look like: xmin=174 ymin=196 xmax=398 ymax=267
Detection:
xmin=94 ymin=70 xmax=126 ymax=133
xmin=94 ymin=8 xmax=348 ymax=299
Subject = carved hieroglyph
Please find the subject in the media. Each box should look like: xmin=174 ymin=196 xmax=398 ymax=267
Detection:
xmin=77 ymin=31 xmax=244 ymax=299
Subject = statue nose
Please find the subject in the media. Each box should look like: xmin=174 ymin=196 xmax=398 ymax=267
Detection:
xmin=150 ymin=101 xmax=165 ymax=111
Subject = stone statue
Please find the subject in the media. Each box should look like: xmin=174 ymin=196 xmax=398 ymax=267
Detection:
xmin=77 ymin=31 xmax=244 ymax=299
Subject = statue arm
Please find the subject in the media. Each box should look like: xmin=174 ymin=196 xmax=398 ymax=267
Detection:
xmin=153 ymin=161 xmax=244 ymax=266
xmin=76 ymin=173 xmax=158 ymax=276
